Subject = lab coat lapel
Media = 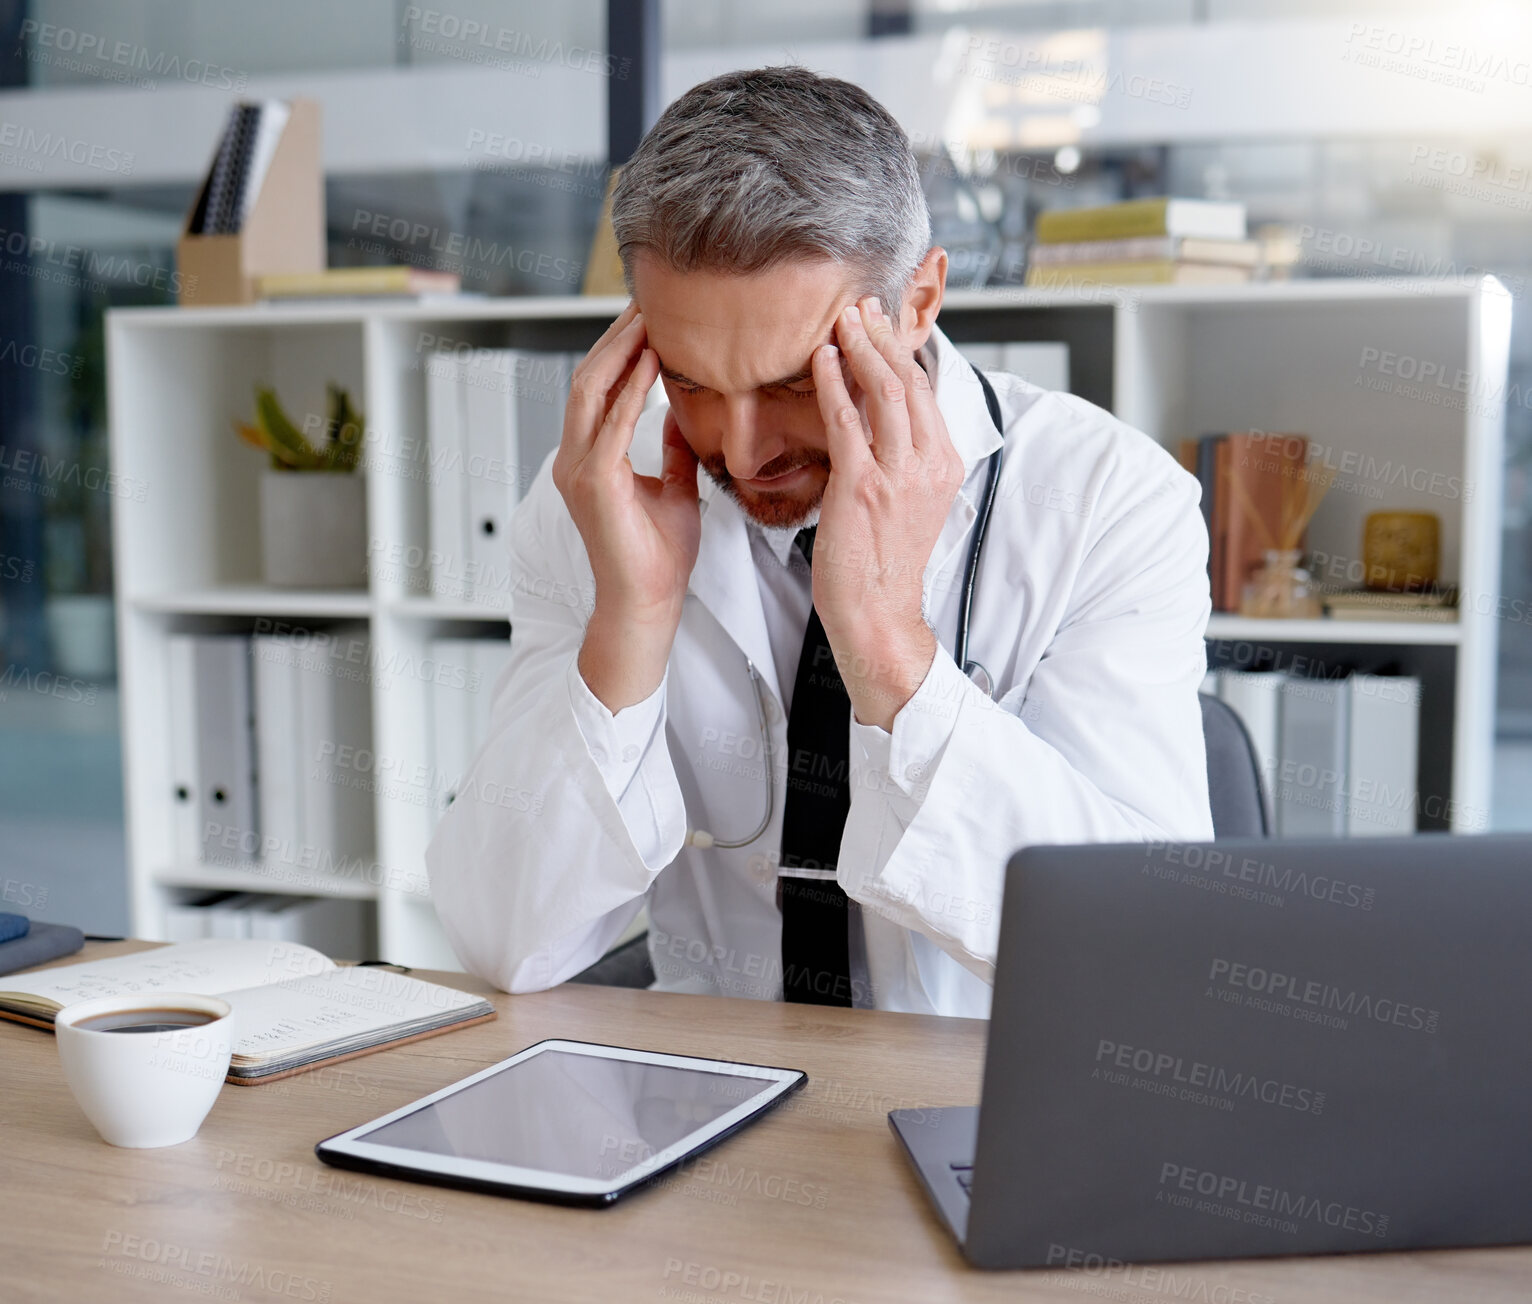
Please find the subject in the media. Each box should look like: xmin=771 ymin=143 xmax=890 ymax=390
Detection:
xmin=687 ymin=478 xmax=782 ymax=704
xmin=921 ymin=326 xmax=1005 ymax=606
xmin=926 ymin=489 xmax=978 ymax=609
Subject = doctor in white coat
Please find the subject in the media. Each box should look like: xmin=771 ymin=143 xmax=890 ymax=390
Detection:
xmin=427 ymin=67 xmax=1213 ymax=1019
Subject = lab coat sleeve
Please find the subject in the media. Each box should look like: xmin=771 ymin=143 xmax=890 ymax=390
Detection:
xmin=425 ymin=464 xmax=689 ymax=994
xmin=839 ymin=461 xmax=1213 ymax=988
xmin=566 ymin=660 xmax=673 ymax=862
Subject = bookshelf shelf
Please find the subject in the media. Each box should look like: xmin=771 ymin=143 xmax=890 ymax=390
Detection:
xmin=386 ymin=596 xmax=512 ymax=622
xmin=108 ymin=278 xmax=1509 ymax=967
xmin=154 ymin=864 xmax=380 ymax=900
xmin=1204 ymin=616 xmax=1463 ymax=646
xmin=134 ymin=586 xmax=373 ymax=618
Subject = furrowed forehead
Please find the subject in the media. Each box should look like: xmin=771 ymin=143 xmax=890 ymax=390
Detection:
xmin=634 ymin=255 xmax=851 ymax=394
xmin=657 ymin=348 xmax=828 ymax=391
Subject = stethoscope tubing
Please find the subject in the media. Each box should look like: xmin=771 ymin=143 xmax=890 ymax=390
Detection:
xmin=958 ymin=364 xmax=1006 ymax=686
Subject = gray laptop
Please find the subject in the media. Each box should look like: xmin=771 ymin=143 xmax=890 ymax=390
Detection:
xmin=890 ymin=835 xmax=1532 ymax=1269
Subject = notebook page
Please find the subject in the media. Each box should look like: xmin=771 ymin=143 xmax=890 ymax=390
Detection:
xmin=0 ymin=939 xmax=335 ymax=1011
xmin=226 ymin=966 xmax=487 ymax=1064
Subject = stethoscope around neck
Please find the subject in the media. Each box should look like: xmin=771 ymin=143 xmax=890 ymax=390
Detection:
xmin=684 ymin=363 xmax=1006 ymax=850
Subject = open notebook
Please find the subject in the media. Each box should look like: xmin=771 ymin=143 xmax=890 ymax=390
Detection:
xmin=0 ymin=939 xmax=495 ymax=1084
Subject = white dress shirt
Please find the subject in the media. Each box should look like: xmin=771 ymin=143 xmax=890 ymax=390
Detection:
xmin=426 ymin=323 xmax=1214 ymax=1017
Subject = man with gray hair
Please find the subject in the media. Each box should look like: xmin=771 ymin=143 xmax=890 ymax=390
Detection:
xmin=428 ymin=67 xmax=1213 ymax=1017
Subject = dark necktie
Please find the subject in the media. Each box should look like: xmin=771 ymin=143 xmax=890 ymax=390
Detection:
xmin=778 ymin=526 xmax=854 ymax=1007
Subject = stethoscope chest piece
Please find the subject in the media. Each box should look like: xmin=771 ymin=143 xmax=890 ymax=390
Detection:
xmin=963 ymin=660 xmax=994 ymax=698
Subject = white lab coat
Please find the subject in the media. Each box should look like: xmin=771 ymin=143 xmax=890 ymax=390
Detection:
xmin=426 ymin=324 xmax=1213 ymax=1018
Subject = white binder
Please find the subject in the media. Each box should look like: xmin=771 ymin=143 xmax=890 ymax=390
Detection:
xmin=427 ymin=348 xmax=579 ymax=606
xmin=253 ymin=635 xmax=303 ymax=867
xmin=193 ymin=636 xmax=259 ymax=864
xmin=296 ymin=626 xmax=374 ymax=860
xmin=1346 ymin=675 xmax=1421 ymax=836
xmin=954 ymin=341 xmax=1070 ymax=393
xmin=1215 ymin=670 xmax=1286 ymax=827
xmin=512 ymin=350 xmax=575 ymax=493
xmin=254 ymin=627 xmax=374 ymax=870
xmin=428 ymin=636 xmax=512 ymax=826
xmin=162 ymin=890 xmax=232 ymax=941
xmin=1001 ymin=342 xmax=1070 ymax=392
xmin=462 ymin=350 xmax=518 ymax=604
xmin=429 ymin=637 xmax=478 ymax=823
xmin=166 ymin=634 xmax=202 ymax=865
xmin=205 ymin=891 xmax=263 ymax=939
xmin=246 ymin=894 xmax=368 ymax=958
xmin=426 ymin=351 xmax=468 ymax=601
xmin=1275 ymin=677 xmax=1349 ymax=838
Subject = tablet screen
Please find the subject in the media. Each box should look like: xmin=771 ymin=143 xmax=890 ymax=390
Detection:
xmin=357 ymin=1048 xmax=778 ymax=1179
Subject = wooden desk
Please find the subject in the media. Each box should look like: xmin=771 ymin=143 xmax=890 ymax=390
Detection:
xmin=4 ymin=941 xmax=1528 ymax=1303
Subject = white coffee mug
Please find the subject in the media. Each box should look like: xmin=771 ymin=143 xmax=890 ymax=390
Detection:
xmin=55 ymin=993 xmax=235 ymax=1148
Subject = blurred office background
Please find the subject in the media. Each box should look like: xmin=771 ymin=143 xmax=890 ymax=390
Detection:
xmin=0 ymin=0 xmax=1528 ymax=934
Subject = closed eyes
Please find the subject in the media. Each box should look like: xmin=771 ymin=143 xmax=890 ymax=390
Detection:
xmin=667 ymin=378 xmax=817 ymax=400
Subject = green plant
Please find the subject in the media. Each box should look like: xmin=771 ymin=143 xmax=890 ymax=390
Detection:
xmin=236 ymin=384 xmax=365 ymax=471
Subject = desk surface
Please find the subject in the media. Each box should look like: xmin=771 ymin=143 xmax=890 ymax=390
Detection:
xmin=5 ymin=941 xmax=1528 ymax=1304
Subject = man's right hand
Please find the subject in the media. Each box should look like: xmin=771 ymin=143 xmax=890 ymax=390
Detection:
xmin=553 ymin=302 xmax=701 ymax=712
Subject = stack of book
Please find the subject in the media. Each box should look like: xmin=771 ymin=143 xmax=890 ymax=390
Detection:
xmin=1320 ymin=588 xmax=1458 ymax=623
xmin=1253 ymin=224 xmax=1302 ymax=280
xmin=1026 ymin=198 xmax=1255 ymax=288
xmin=255 ymin=266 xmax=462 ymax=301
xmin=1210 ymin=668 xmax=1421 ymax=837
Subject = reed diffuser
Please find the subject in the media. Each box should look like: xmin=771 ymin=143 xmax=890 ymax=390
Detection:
xmin=1235 ymin=453 xmax=1336 ymax=619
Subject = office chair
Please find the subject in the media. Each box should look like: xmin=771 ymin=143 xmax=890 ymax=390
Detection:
xmin=568 ymin=933 xmax=655 ymax=988
xmin=571 ymin=692 xmax=1271 ymax=988
xmin=1199 ymin=691 xmax=1271 ymax=838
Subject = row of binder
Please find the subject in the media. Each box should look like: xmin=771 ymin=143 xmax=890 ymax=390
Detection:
xmin=164 ymin=890 xmax=368 ymax=957
xmin=426 ymin=348 xmax=580 ymax=605
xmin=253 ymin=630 xmax=374 ymax=863
xmin=1209 ymin=669 xmax=1421 ymax=837
xmin=168 ymin=628 xmax=510 ymax=865
xmin=167 ymin=631 xmax=373 ymax=869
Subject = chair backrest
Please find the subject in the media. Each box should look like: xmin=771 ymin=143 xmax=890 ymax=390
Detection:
xmin=1199 ymin=691 xmax=1269 ymax=837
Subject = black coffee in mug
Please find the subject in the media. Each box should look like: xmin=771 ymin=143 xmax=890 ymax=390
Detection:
xmin=73 ymin=1008 xmax=219 ymax=1034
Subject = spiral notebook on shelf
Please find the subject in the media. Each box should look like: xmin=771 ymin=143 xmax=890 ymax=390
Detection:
xmin=189 ymin=100 xmax=292 ymax=237
xmin=0 ymin=939 xmax=495 ymax=1085
xmin=177 ymin=97 xmax=322 ymax=304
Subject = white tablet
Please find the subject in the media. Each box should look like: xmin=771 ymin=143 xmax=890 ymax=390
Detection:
xmin=314 ymin=1039 xmax=807 ymax=1206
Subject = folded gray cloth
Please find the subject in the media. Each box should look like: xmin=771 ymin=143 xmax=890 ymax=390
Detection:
xmin=0 ymin=912 xmax=27 ymax=944
xmin=0 ymin=921 xmax=85 ymax=977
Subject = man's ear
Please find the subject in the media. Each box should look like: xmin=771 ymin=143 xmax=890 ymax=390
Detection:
xmin=899 ymin=248 xmax=947 ymax=350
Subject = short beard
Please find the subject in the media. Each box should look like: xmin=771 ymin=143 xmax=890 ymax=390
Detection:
xmin=699 ymin=449 xmax=830 ymax=529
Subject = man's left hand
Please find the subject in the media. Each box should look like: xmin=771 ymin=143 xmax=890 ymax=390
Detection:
xmin=809 ymin=296 xmax=966 ymax=732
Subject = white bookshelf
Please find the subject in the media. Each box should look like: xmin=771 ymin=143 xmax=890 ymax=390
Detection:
xmin=134 ymin=588 xmax=374 ymax=618
xmin=107 ymin=279 xmax=1510 ymax=967
xmin=1202 ymin=616 xmax=1462 ymax=646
